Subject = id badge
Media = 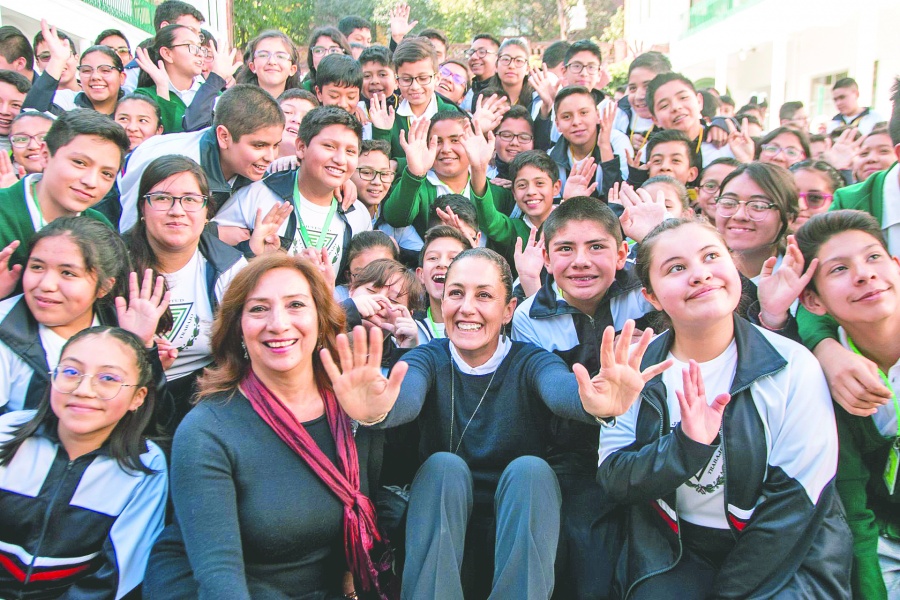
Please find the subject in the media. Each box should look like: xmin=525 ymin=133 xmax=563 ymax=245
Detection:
xmin=884 ymin=438 xmax=900 ymax=495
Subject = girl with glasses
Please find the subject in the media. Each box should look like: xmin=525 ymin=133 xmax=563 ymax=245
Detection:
xmin=123 ymin=156 xmax=248 ymax=430
xmin=8 ymin=111 xmax=52 ymax=177
xmin=472 ymin=38 xmax=539 ymax=118
xmin=76 ymin=46 xmax=125 ymax=115
xmin=790 ymin=159 xmax=846 ymax=228
xmin=135 ymin=25 xmax=209 ymax=133
xmin=0 ymin=325 xmax=167 ymax=599
xmin=755 ymin=126 xmax=810 ymax=170
xmin=0 ymin=217 xmax=170 ymax=420
xmin=715 ymin=162 xmax=799 ymax=285
xmin=301 ymin=26 xmax=350 ymax=93
xmin=239 ymin=30 xmax=301 ymax=100
xmin=436 ymin=59 xmax=471 ymax=106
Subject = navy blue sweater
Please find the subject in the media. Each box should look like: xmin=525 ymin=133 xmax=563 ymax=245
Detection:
xmin=376 ymin=339 xmax=597 ymax=505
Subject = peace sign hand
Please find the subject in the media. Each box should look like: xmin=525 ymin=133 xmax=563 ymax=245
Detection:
xmin=676 ymin=360 xmax=731 ymax=445
xmin=726 ymin=118 xmax=755 ymax=163
xmin=320 ymin=326 xmax=409 ymax=423
xmin=575 ymin=320 xmax=672 ymax=419
xmin=249 ymin=202 xmax=292 ymax=256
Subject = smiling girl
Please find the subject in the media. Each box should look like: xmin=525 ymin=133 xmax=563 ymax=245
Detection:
xmin=596 ymin=217 xmax=851 ymax=598
xmin=0 ymin=218 xmax=170 ymax=416
xmin=124 ymin=156 xmax=247 ymax=427
xmin=241 ymin=30 xmax=300 ymax=99
xmin=77 ymin=46 xmax=125 ymax=115
xmin=0 ymin=326 xmax=167 ymax=598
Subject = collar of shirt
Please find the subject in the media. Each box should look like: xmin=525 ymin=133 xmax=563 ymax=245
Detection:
xmin=449 ymin=334 xmax=512 ymax=375
xmin=882 ymin=164 xmax=900 ymax=228
xmin=169 ymin=76 xmax=204 ymax=99
xmin=426 ymin=170 xmax=470 ymax=197
xmin=396 ymin=93 xmax=438 ymax=120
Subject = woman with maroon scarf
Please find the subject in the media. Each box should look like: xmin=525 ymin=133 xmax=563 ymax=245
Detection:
xmin=143 ymin=254 xmax=392 ymax=600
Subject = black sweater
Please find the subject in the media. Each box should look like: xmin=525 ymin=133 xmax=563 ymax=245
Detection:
xmin=145 ymin=391 xmax=382 ymax=600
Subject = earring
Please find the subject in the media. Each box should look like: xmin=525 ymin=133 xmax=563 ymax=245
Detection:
xmin=241 ymin=340 xmax=248 ymax=359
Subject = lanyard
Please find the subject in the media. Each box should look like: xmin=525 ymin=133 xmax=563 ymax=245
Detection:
xmin=292 ymin=173 xmax=337 ymax=250
xmin=29 ymin=179 xmax=47 ymax=229
xmin=426 ymin=307 xmax=443 ymax=339
xmin=847 ymin=335 xmax=900 ymax=437
xmin=629 ymin=124 xmax=655 ymax=154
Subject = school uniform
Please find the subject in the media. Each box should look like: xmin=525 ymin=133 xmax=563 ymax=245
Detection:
xmin=598 ymin=316 xmax=852 ymax=599
xmin=544 ymin=125 xmax=631 ymax=200
xmin=827 ymin=108 xmax=885 ymax=136
xmin=116 ymin=127 xmax=255 ymax=232
xmin=0 ymin=410 xmax=167 ymax=599
xmin=135 ymin=76 xmax=205 ymax=133
xmin=834 ymin=328 xmax=900 ymax=599
xmin=0 ymin=176 xmax=113 ymax=278
xmin=213 ymin=169 xmax=371 ymax=277
xmin=798 ymin=163 xmax=900 ymax=351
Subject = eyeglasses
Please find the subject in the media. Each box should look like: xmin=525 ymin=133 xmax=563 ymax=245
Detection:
xmin=496 ymin=131 xmax=534 ymax=143
xmin=170 ymin=43 xmax=210 ymax=57
xmin=356 ymin=167 xmax=396 ymax=183
xmin=36 ymin=52 xmax=52 ymax=64
xmin=714 ymin=196 xmax=778 ymax=221
xmin=464 ymin=47 xmax=497 ymax=58
xmin=396 ymin=73 xmax=435 ymax=87
xmin=498 ymin=55 xmax=528 ymax=68
xmin=439 ymin=67 xmax=467 ymax=87
xmin=144 ymin=192 xmax=209 ymax=212
xmin=699 ymin=181 xmax=721 ymax=194
xmin=111 ymin=46 xmax=132 ymax=57
xmin=760 ymin=144 xmax=804 ymax=160
xmin=77 ymin=64 xmax=122 ymax=77
xmin=565 ymin=62 xmax=600 ymax=74
xmin=311 ymin=45 xmax=344 ymax=56
xmin=50 ymin=365 xmax=139 ymax=400
xmin=9 ymin=133 xmax=47 ymax=148
xmin=254 ymin=50 xmax=292 ymax=63
xmin=798 ymin=192 xmax=834 ymax=208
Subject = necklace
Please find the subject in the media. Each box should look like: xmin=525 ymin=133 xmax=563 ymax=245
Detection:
xmin=449 ymin=363 xmax=498 ymax=454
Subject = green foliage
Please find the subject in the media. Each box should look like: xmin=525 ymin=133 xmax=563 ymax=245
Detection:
xmin=232 ymin=0 xmax=621 ymax=49
xmin=603 ymin=59 xmax=628 ymax=95
xmin=599 ymin=5 xmax=624 ymax=43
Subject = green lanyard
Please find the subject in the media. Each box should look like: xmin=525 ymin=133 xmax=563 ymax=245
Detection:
xmin=426 ymin=307 xmax=443 ymax=339
xmin=847 ymin=335 xmax=900 ymax=436
xmin=29 ymin=179 xmax=47 ymax=228
xmin=292 ymin=173 xmax=337 ymax=250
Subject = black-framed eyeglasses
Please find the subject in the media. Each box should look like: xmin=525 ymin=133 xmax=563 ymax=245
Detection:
xmin=311 ymin=45 xmax=344 ymax=56
xmin=254 ymin=50 xmax=292 ymax=63
xmin=464 ymin=48 xmax=497 ymax=58
xmin=498 ymin=55 xmax=528 ymax=68
xmin=50 ymin=365 xmax=139 ymax=400
xmin=77 ymin=64 xmax=122 ymax=77
xmin=10 ymin=133 xmax=47 ymax=148
xmin=170 ymin=43 xmax=209 ymax=57
xmin=356 ymin=167 xmax=396 ymax=183
xmin=714 ymin=196 xmax=778 ymax=221
xmin=565 ymin=62 xmax=600 ymax=74
xmin=397 ymin=73 xmax=435 ymax=87
xmin=798 ymin=192 xmax=834 ymax=209
xmin=144 ymin=192 xmax=209 ymax=212
xmin=496 ymin=131 xmax=534 ymax=143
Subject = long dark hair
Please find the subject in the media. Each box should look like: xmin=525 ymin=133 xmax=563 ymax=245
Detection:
xmin=28 ymin=217 xmax=131 ymax=316
xmin=0 ymin=327 xmax=158 ymax=474
xmin=304 ymin=26 xmax=350 ymax=85
xmin=137 ymin=24 xmax=193 ymax=89
xmin=123 ymin=155 xmax=214 ymax=333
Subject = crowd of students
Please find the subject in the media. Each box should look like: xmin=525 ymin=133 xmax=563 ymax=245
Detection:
xmin=0 ymin=1 xmax=898 ymax=598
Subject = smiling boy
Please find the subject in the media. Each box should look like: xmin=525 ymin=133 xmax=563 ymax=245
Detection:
xmin=372 ymin=38 xmax=464 ymax=159
xmin=117 ymin=85 xmax=284 ymax=232
xmin=0 ymin=109 xmax=126 ymax=279
xmin=796 ymin=210 xmax=900 ymax=600
xmin=214 ymin=106 xmax=371 ymax=275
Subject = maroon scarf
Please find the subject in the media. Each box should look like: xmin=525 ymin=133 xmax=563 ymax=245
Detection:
xmin=240 ymin=369 xmax=393 ymax=597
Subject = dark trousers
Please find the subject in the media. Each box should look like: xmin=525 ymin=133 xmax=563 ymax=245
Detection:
xmin=401 ymin=452 xmax=562 ymax=600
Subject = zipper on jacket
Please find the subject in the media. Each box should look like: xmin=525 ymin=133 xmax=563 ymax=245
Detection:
xmin=625 ymin=397 xmax=682 ymax=598
xmin=21 ymin=459 xmax=75 ymax=593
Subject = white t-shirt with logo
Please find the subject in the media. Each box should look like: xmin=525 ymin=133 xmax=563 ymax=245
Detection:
xmin=162 ymin=250 xmax=246 ymax=380
xmin=662 ymin=339 xmax=738 ymax=529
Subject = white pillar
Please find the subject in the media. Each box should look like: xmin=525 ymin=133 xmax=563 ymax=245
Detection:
xmin=768 ymin=34 xmax=787 ymax=131
xmin=714 ymin=52 xmax=728 ymax=95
